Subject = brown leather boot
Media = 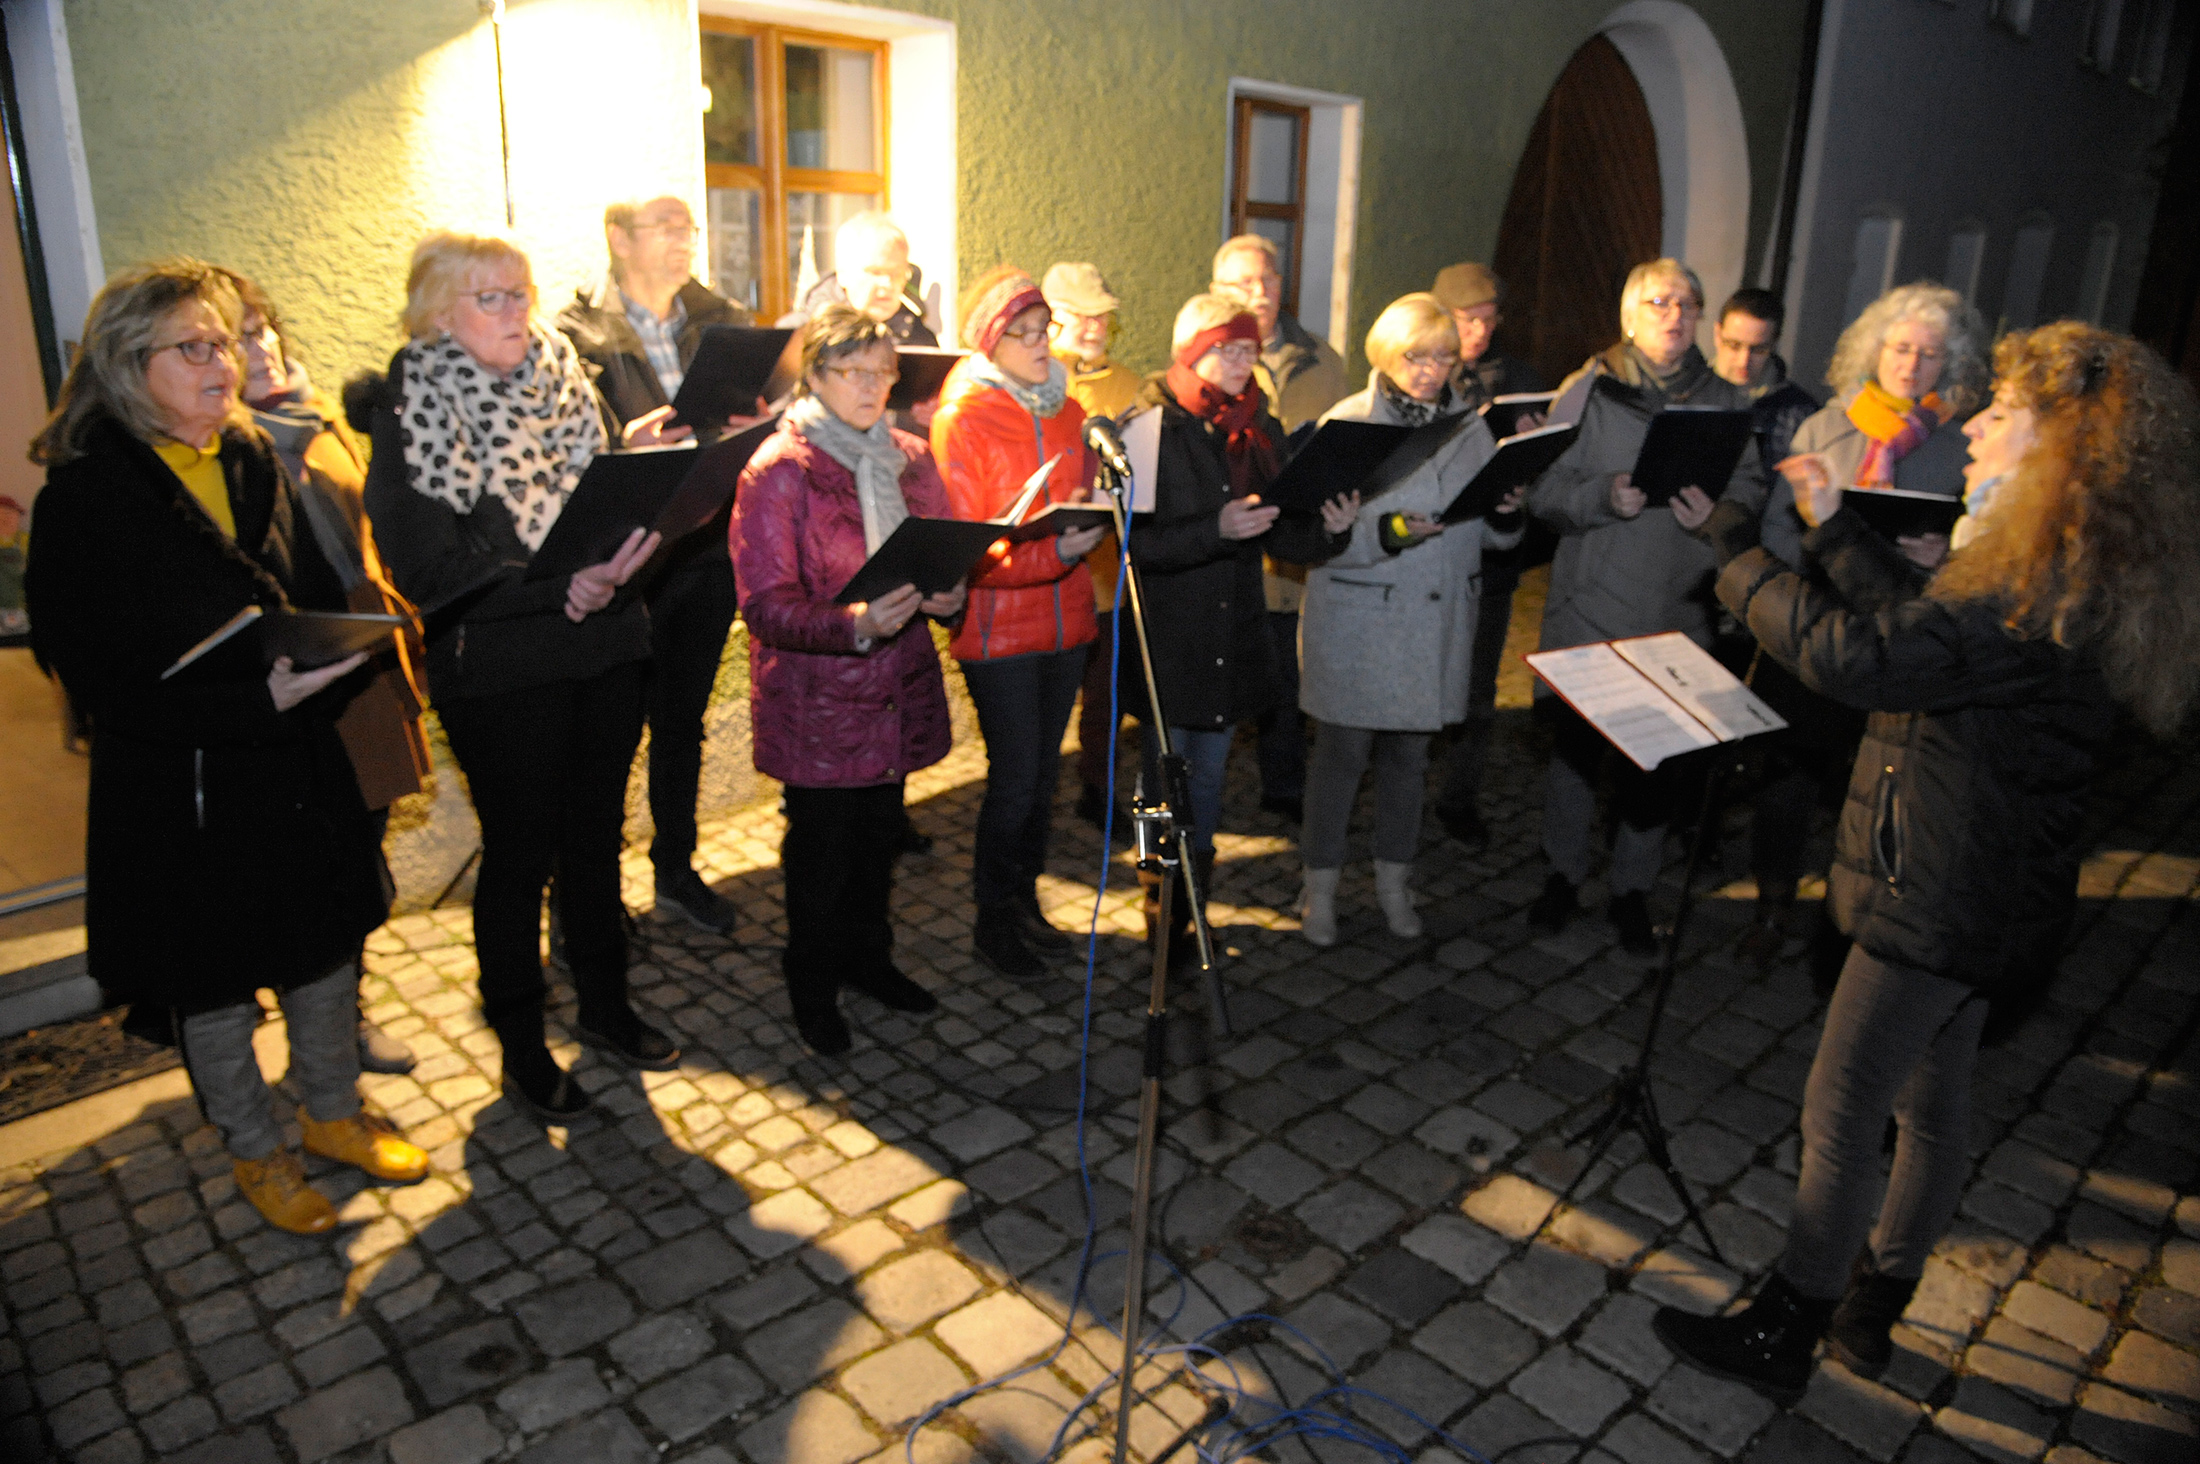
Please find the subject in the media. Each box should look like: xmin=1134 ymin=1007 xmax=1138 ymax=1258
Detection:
xmin=233 ymin=1149 xmax=336 ymax=1235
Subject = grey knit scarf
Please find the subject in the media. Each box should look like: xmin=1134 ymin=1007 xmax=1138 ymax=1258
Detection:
xmin=964 ymin=352 xmax=1069 ymax=420
xmin=784 ymin=394 xmax=911 ymax=553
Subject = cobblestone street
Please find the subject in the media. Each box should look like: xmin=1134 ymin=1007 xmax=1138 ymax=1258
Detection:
xmin=2 ymin=657 xmax=2197 ymax=1464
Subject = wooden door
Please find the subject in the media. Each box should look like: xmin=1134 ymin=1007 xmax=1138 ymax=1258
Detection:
xmin=1491 ymin=35 xmax=1663 ymax=389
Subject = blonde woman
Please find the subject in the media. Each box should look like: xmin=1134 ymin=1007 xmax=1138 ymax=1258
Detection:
xmin=1660 ymin=324 xmax=2200 ymax=1400
xmin=364 ymin=231 xmax=679 ymax=1121
xmin=26 ymin=260 xmax=425 ymax=1234
xmin=1526 ymin=258 xmax=1763 ymax=953
xmin=1296 ymin=294 xmax=1525 ymax=944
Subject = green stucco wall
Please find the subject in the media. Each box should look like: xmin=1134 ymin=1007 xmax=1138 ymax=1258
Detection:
xmin=62 ymin=0 xmax=1807 ymax=385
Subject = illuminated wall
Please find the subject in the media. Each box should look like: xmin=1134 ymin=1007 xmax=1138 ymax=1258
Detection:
xmin=59 ymin=0 xmax=1807 ymax=382
xmin=64 ymin=0 xmax=702 ymax=386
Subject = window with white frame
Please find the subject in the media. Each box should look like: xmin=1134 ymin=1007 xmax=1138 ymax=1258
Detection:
xmin=1223 ymin=80 xmax=1362 ymax=355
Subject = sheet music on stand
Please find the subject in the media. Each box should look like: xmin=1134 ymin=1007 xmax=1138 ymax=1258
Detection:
xmin=1119 ymin=407 xmax=1160 ymax=513
xmin=1527 ymin=632 xmax=1785 ymax=771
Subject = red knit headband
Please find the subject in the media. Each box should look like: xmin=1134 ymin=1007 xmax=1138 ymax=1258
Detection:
xmin=1173 ymin=311 xmax=1261 ymax=368
xmin=969 ymin=278 xmax=1047 ymax=356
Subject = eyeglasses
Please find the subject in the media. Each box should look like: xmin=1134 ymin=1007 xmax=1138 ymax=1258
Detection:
xmin=823 ymin=364 xmax=900 ymax=388
xmin=1000 ymin=322 xmax=1051 ymax=347
xmin=1642 ymin=294 xmax=1701 ymax=316
xmin=1402 ymin=349 xmax=1461 ymax=370
xmin=1883 ymin=342 xmax=1947 ymax=362
xmin=464 ymin=287 xmax=533 ymax=315
xmin=1205 ymin=343 xmax=1260 ymax=366
xmin=1212 ymin=275 xmax=1277 ymax=300
xmin=146 ymin=336 xmax=239 ymax=366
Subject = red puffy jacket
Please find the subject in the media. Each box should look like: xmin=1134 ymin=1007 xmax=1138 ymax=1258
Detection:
xmin=929 ymin=360 xmax=1099 ymax=662
xmin=729 ymin=422 xmax=954 ymax=788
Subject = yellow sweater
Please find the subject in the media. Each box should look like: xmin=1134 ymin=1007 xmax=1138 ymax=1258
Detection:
xmin=156 ymin=437 xmax=232 ymax=538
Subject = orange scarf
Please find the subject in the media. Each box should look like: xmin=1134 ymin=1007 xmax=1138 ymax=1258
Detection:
xmin=1847 ymin=380 xmax=1949 ymax=486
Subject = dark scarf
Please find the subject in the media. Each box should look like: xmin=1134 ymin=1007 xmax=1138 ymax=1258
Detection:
xmin=1165 ymin=363 xmax=1278 ymax=497
xmin=1374 ymin=372 xmax=1453 ymax=428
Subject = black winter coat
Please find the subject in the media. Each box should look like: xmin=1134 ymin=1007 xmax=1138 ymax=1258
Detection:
xmin=1718 ymin=511 xmax=2115 ymax=1003
xmin=361 ymin=347 xmax=652 ymax=705
xmin=1125 ymin=384 xmax=1346 ymax=728
xmin=25 ymin=418 xmax=387 ymax=1016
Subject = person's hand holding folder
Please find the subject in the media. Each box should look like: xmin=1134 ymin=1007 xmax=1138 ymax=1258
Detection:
xmin=622 ymin=396 xmax=772 ymax=449
xmin=564 ymin=526 xmax=663 ymax=623
xmin=1608 ymin=471 xmax=1713 ymax=528
xmin=267 ymin=652 xmax=368 ymax=712
xmin=853 ymin=578 xmax=967 ymax=644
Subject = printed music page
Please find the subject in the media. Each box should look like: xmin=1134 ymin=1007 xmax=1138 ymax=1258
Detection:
xmin=1526 ymin=643 xmax=1718 ymax=771
xmin=1612 ymin=632 xmax=1788 ymax=741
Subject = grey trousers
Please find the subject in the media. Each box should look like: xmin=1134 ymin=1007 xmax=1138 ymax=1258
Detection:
xmin=1540 ymin=702 xmax=1673 ymax=895
xmin=1302 ymin=721 xmax=1430 ymax=869
xmin=1777 ymin=945 xmax=1988 ymax=1299
xmin=181 ymin=963 xmax=362 ymax=1161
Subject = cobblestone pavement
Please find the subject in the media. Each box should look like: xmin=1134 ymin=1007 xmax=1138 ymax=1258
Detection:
xmin=2 ymin=682 xmax=2197 ymax=1464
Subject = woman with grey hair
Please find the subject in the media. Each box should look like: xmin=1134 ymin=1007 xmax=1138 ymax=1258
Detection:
xmin=1730 ymin=282 xmax=1986 ymax=962
xmin=1526 ymin=257 xmax=1765 ymax=953
xmin=1763 ymin=281 xmax=1987 ymax=567
xmin=26 ymin=258 xmax=427 ymax=1235
xmin=730 ymin=304 xmax=964 ymax=1055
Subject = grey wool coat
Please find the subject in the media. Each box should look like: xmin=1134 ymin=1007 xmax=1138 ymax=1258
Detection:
xmin=1298 ymin=376 xmax=1524 ymax=732
xmin=1761 ymin=395 xmax=1970 ymax=567
xmin=1528 ymin=343 xmax=1767 ymax=666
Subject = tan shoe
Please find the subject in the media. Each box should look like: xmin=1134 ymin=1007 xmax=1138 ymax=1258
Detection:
xmin=233 ymin=1149 xmax=336 ymax=1235
xmin=301 ymin=1110 xmax=430 ymax=1184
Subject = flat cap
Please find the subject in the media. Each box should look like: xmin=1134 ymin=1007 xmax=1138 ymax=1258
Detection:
xmin=1432 ymin=262 xmax=1501 ymax=311
xmin=1041 ymin=261 xmax=1120 ymax=317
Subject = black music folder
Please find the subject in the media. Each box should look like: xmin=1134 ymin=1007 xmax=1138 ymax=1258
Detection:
xmin=162 ymin=606 xmax=406 ymax=679
xmin=667 ymin=326 xmax=795 ymax=433
xmin=1630 ymin=408 xmax=1754 ymax=506
xmin=994 ymin=502 xmax=1114 ymax=543
xmin=1842 ymin=487 xmax=1965 ymax=540
xmin=833 ymin=519 xmax=1006 ymax=604
xmin=1263 ymin=419 xmax=1415 ymax=515
xmin=1440 ymin=421 xmax=1581 ymax=524
xmin=885 ymin=348 xmax=966 ymax=413
xmin=524 ymin=445 xmax=700 ymax=582
xmin=1355 ymin=412 xmax=1484 ymax=503
xmin=1482 ymin=391 xmax=1556 ymax=440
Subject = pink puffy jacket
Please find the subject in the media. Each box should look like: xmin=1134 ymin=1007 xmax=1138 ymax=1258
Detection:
xmin=729 ymin=422 xmax=954 ymax=788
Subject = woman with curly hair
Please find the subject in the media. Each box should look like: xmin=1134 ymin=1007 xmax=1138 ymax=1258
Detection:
xmin=1655 ymin=322 xmax=2200 ymax=1402
xmin=1730 ymin=281 xmax=1991 ymax=964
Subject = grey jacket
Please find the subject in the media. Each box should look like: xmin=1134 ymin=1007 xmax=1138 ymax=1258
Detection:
xmin=1298 ymin=376 xmax=1524 ymax=731
xmin=1529 ymin=344 xmax=1766 ymax=665
xmin=1762 ymin=396 xmax=1969 ymax=567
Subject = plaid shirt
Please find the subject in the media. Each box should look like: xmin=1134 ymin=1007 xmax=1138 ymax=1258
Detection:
xmin=615 ymin=278 xmax=688 ymax=401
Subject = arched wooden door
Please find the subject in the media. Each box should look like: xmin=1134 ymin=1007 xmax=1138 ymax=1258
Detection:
xmin=1491 ymin=35 xmax=1663 ymax=388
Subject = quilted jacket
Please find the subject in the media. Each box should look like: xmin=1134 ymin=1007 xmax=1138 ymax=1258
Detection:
xmin=928 ymin=359 xmax=1098 ymax=662
xmin=729 ymin=421 xmax=954 ymax=788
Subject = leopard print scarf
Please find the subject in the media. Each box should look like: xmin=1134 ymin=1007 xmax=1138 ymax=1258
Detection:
xmin=397 ymin=326 xmax=605 ymax=550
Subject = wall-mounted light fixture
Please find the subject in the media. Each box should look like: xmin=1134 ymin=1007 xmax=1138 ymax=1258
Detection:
xmin=479 ymin=0 xmax=513 ymax=226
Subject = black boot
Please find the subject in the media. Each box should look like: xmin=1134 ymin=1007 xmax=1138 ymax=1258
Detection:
xmin=973 ymin=906 xmax=1045 ymax=980
xmin=845 ymin=963 xmax=938 ymax=1015
xmin=786 ymin=977 xmax=852 ymax=1056
xmin=1825 ymin=1265 xmax=1920 ymax=1379
xmin=493 ymin=1015 xmax=589 ymax=1120
xmin=1652 ymin=1272 xmax=1837 ymax=1405
xmin=1528 ymin=872 xmax=1577 ymax=933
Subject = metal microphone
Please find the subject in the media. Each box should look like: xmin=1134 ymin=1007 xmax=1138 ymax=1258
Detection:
xmin=1084 ymin=416 xmax=1133 ymax=480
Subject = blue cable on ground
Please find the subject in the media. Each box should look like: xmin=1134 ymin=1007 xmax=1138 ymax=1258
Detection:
xmin=901 ymin=525 xmax=1504 ymax=1464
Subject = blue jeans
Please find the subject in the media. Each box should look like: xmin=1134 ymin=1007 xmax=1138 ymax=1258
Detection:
xmin=1141 ymin=726 xmax=1233 ymax=864
xmin=959 ymin=645 xmax=1089 ymax=911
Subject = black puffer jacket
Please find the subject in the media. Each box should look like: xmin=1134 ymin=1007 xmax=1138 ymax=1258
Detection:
xmin=1717 ymin=511 xmax=2116 ymax=1003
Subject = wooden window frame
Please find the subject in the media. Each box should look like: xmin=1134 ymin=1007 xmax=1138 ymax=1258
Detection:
xmin=700 ymin=17 xmax=890 ymax=321
xmin=1229 ymin=96 xmax=1309 ymax=319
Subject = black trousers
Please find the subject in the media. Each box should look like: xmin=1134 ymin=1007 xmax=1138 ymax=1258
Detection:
xmin=437 ymin=660 xmax=647 ymax=1035
xmin=645 ymin=558 xmax=738 ymax=879
xmin=960 ymin=645 xmax=1088 ymax=911
xmin=781 ymin=782 xmax=904 ymax=992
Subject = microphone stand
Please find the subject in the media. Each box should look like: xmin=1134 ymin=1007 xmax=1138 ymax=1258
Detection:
xmin=1090 ymin=451 xmax=1228 ymax=1464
